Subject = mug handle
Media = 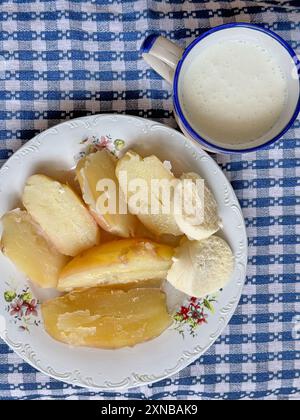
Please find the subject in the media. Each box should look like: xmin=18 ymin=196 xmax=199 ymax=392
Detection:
xmin=141 ymin=34 xmax=184 ymax=84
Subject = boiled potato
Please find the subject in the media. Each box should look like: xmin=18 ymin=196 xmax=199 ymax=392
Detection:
xmin=107 ymin=278 xmax=163 ymax=290
xmin=58 ymin=238 xmax=174 ymax=291
xmin=167 ymin=236 xmax=234 ymax=298
xmin=1 ymin=210 xmax=69 ymax=288
xmin=23 ymin=174 xmax=100 ymax=257
xmin=76 ymin=150 xmax=139 ymax=238
xmin=116 ymin=151 xmax=182 ymax=237
xmin=42 ymin=287 xmax=172 ymax=349
xmin=174 ymin=173 xmax=221 ymax=240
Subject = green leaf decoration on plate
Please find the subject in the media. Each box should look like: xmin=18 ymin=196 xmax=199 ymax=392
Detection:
xmin=114 ymin=139 xmax=125 ymax=151
xmin=20 ymin=292 xmax=32 ymax=303
xmin=4 ymin=291 xmax=16 ymax=303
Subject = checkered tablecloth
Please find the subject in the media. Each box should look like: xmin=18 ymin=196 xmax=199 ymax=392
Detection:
xmin=0 ymin=0 xmax=299 ymax=400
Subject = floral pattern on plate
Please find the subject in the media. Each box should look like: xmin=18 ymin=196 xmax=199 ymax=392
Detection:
xmin=174 ymin=295 xmax=217 ymax=337
xmin=4 ymin=283 xmax=41 ymax=332
xmin=75 ymin=135 xmax=126 ymax=162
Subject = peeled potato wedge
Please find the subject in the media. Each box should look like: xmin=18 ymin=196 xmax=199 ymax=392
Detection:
xmin=174 ymin=173 xmax=221 ymax=240
xmin=76 ymin=150 xmax=139 ymax=238
xmin=22 ymin=174 xmax=100 ymax=257
xmin=116 ymin=151 xmax=182 ymax=237
xmin=167 ymin=236 xmax=234 ymax=298
xmin=58 ymin=238 xmax=174 ymax=291
xmin=42 ymin=287 xmax=172 ymax=349
xmin=107 ymin=278 xmax=163 ymax=290
xmin=1 ymin=210 xmax=69 ymax=288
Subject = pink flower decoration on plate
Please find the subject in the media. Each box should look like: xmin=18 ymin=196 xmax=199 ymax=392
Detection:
xmin=98 ymin=136 xmax=110 ymax=148
xmin=10 ymin=299 xmax=24 ymax=317
xmin=24 ymin=299 xmax=38 ymax=317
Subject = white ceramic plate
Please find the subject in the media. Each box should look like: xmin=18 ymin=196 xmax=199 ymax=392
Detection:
xmin=0 ymin=114 xmax=247 ymax=390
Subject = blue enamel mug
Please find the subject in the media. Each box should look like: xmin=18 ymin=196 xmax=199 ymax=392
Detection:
xmin=141 ymin=23 xmax=300 ymax=154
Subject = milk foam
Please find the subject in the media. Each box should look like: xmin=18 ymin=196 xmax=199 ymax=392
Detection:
xmin=181 ymin=40 xmax=288 ymax=145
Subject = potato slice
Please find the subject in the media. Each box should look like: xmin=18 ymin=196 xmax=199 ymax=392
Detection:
xmin=116 ymin=151 xmax=182 ymax=236
xmin=107 ymin=278 xmax=163 ymax=290
xmin=23 ymin=174 xmax=100 ymax=256
xmin=1 ymin=210 xmax=69 ymax=288
xmin=42 ymin=287 xmax=172 ymax=349
xmin=167 ymin=236 xmax=234 ymax=298
xmin=174 ymin=173 xmax=221 ymax=240
xmin=76 ymin=150 xmax=139 ymax=238
xmin=58 ymin=238 xmax=174 ymax=291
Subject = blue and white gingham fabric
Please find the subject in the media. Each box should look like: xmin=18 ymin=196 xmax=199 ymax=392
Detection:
xmin=0 ymin=0 xmax=299 ymax=400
